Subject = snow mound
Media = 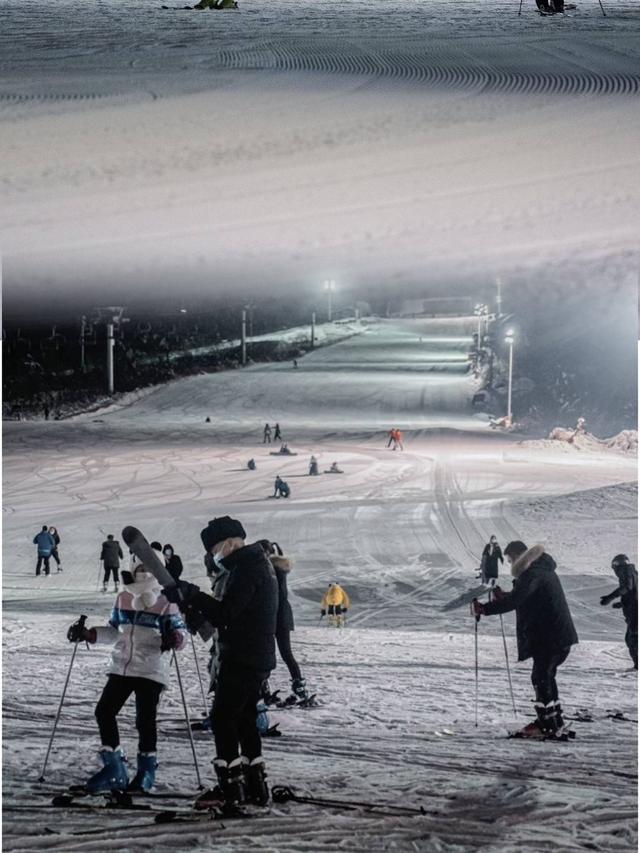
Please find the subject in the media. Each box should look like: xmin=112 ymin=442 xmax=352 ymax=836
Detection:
xmin=527 ymin=428 xmax=638 ymax=455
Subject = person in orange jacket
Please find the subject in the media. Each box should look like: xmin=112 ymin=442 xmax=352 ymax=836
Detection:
xmin=393 ymin=429 xmax=404 ymax=451
xmin=320 ymin=583 xmax=350 ymax=627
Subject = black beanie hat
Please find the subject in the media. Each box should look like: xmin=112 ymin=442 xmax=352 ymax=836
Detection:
xmin=201 ymin=516 xmax=247 ymax=550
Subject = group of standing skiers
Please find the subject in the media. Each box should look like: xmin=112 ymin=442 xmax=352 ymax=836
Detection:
xmin=58 ymin=515 xmax=635 ymax=809
xmin=473 ymin=535 xmax=637 ymax=740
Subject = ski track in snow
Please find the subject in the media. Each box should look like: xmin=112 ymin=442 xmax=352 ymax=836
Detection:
xmin=2 ymin=319 xmax=637 ymax=850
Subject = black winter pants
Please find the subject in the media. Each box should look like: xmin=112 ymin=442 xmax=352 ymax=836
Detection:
xmin=36 ymin=555 xmax=51 ymax=576
xmin=211 ymin=662 xmax=269 ymax=764
xmin=530 ymin=648 xmax=570 ymax=705
xmin=625 ymin=611 xmax=638 ymax=668
xmin=276 ymin=629 xmax=302 ymax=682
xmin=103 ymin=565 xmax=120 ymax=584
xmin=95 ymin=674 xmax=163 ymax=753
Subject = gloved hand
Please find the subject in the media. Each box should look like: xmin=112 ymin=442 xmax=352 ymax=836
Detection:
xmin=600 ymin=595 xmax=612 ymax=606
xmin=472 ymin=599 xmax=485 ymax=617
xmin=162 ymin=581 xmax=200 ymax=606
xmin=67 ymin=621 xmax=96 ymax=644
xmin=160 ymin=628 xmax=181 ymax=652
xmin=493 ymin=586 xmax=506 ymax=600
xmin=320 ymin=609 xmax=326 ymax=617
xmin=612 ymin=601 xmax=623 ymax=609
xmin=342 ymin=608 xmax=348 ymax=614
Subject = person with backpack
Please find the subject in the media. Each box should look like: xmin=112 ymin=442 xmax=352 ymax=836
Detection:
xmin=164 ymin=516 xmax=278 ymax=812
xmin=33 ymin=525 xmax=55 ymax=576
xmin=601 ymin=554 xmax=638 ymax=670
xmin=473 ymin=541 xmax=578 ymax=739
xmin=66 ymin=555 xmax=187 ymax=792
xmin=100 ymin=534 xmax=124 ymax=593
xmin=49 ymin=526 xmax=62 ymax=572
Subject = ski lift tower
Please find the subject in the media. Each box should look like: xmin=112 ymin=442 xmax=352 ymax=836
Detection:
xmin=94 ymin=306 xmax=128 ymax=395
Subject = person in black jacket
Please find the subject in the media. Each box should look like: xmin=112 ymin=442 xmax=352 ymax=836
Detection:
xmin=257 ymin=540 xmax=310 ymax=704
xmin=100 ymin=534 xmax=124 ymax=593
xmin=474 ymin=541 xmax=578 ymax=739
xmin=601 ymin=554 xmax=638 ymax=670
xmin=49 ymin=526 xmax=62 ymax=572
xmin=162 ymin=544 xmax=183 ymax=582
xmin=164 ymin=516 xmax=278 ymax=811
xmin=480 ymin=536 xmax=503 ymax=585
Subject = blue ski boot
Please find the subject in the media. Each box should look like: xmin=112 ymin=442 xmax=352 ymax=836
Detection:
xmin=128 ymin=752 xmax=157 ymax=792
xmin=85 ymin=747 xmax=129 ymax=793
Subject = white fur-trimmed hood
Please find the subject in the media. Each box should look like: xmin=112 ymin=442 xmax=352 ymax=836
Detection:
xmin=511 ymin=544 xmax=545 ymax=578
xmin=271 ymin=555 xmax=293 ymax=573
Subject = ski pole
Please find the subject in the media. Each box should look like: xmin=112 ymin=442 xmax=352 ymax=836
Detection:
xmin=597 ymin=0 xmax=606 ymax=16
xmin=499 ymin=614 xmax=517 ymax=717
xmin=518 ymin=0 xmax=524 ymax=16
xmin=172 ymin=651 xmax=203 ymax=789
xmin=39 ymin=615 xmax=86 ymax=782
xmin=471 ymin=601 xmax=480 ymax=728
xmin=190 ymin=633 xmax=209 ymax=718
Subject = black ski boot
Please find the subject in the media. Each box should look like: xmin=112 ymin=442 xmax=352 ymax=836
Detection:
xmin=195 ymin=758 xmax=247 ymax=812
xmin=292 ymin=678 xmax=309 ymax=701
xmin=246 ymin=757 xmax=269 ymax=806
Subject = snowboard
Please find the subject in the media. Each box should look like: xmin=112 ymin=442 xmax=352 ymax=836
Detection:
xmin=122 ymin=526 xmax=214 ymax=642
xmin=441 ymin=584 xmax=489 ymax=612
xmin=269 ymin=451 xmax=298 ymax=457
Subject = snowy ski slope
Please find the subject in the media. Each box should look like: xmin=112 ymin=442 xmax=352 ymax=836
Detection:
xmin=2 ymin=318 xmax=637 ymax=851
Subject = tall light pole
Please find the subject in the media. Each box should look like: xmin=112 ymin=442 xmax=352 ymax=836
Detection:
xmin=496 ymin=277 xmax=502 ymax=318
xmin=324 ymin=280 xmax=336 ymax=322
xmin=241 ymin=309 xmax=247 ymax=366
xmin=505 ymin=329 xmax=515 ymax=426
xmin=311 ymin=311 xmax=316 ymax=348
xmin=80 ymin=315 xmax=86 ymax=373
xmin=98 ymin=306 xmax=126 ymax=395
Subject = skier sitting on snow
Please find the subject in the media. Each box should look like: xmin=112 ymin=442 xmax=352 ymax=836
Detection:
xmin=321 ymin=582 xmax=350 ymax=627
xmin=247 ymin=458 xmax=256 ymax=470
xmin=258 ymin=540 xmax=311 ymax=704
xmin=163 ymin=516 xmax=278 ymax=811
xmin=480 ymin=535 xmax=503 ymax=585
xmin=328 ymin=461 xmax=343 ymax=474
xmin=601 ymin=554 xmax=638 ymax=670
xmin=473 ymin=541 xmax=578 ymax=739
xmin=273 ymin=475 xmax=290 ymax=498
xmin=66 ymin=555 xmax=187 ymax=793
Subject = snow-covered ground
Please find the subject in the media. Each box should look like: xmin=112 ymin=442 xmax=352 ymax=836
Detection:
xmin=2 ymin=0 xmax=640 ymax=303
xmin=2 ymin=318 xmax=637 ymax=851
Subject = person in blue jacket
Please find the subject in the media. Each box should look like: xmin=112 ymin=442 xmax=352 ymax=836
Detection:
xmin=33 ymin=525 xmax=56 ymax=576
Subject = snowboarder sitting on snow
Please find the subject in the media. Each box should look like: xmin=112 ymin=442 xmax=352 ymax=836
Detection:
xmin=273 ymin=476 xmax=290 ymax=498
xmin=66 ymin=555 xmax=187 ymax=793
xmin=480 ymin=535 xmax=503 ymax=586
xmin=100 ymin=533 xmax=124 ymax=593
xmin=535 ymin=0 xmax=565 ymax=13
xmin=258 ymin=540 xmax=311 ymax=704
xmin=163 ymin=516 xmax=278 ymax=811
xmin=321 ymin=582 xmax=350 ymax=627
xmin=473 ymin=541 xmax=578 ymax=739
xmin=601 ymin=554 xmax=638 ymax=670
xmin=327 ymin=461 xmax=343 ymax=474
xmin=247 ymin=458 xmax=256 ymax=470
xmin=33 ymin=524 xmax=55 ymax=577
xmin=278 ymin=443 xmax=293 ymax=455
xmin=309 ymin=455 xmax=319 ymax=476
xmin=193 ymin=0 xmax=238 ymax=8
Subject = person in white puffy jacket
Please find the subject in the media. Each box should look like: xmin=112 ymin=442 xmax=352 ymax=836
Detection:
xmin=67 ymin=555 xmax=187 ymax=793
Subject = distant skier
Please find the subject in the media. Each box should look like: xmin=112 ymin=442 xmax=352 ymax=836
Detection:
xmin=273 ymin=423 xmax=282 ymax=442
xmin=100 ymin=534 xmax=124 ymax=593
xmin=163 ymin=516 xmax=278 ymax=810
xmin=263 ymin=423 xmax=272 ymax=444
xmin=49 ymin=526 xmax=62 ymax=572
xmin=194 ymin=0 xmax=238 ymax=8
xmin=601 ymin=554 xmax=638 ymax=670
xmin=33 ymin=525 xmax=55 ymax=576
xmin=386 ymin=428 xmax=396 ymax=448
xmin=163 ymin=544 xmax=183 ymax=582
xmin=66 ymin=556 xmax=187 ymax=792
xmin=321 ymin=582 xmax=350 ymax=627
xmin=292 ymin=360 xmax=298 ymax=369
xmin=273 ymin=476 xmax=290 ymax=499
xmin=480 ymin=536 xmax=503 ymax=585
xmin=473 ymin=541 xmax=578 ymax=739
xmin=327 ymin=461 xmax=343 ymax=474
xmin=259 ymin=540 xmax=311 ymax=704
xmin=394 ymin=429 xmax=404 ymax=451
xmin=247 ymin=458 xmax=257 ymax=470
xmin=309 ymin=455 xmax=319 ymax=476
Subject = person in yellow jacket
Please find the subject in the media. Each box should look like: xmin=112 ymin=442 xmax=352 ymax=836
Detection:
xmin=320 ymin=583 xmax=350 ymax=627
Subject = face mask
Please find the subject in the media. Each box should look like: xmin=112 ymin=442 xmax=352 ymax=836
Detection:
xmin=164 ymin=549 xmax=173 ymax=558
xmin=212 ymin=548 xmax=227 ymax=569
